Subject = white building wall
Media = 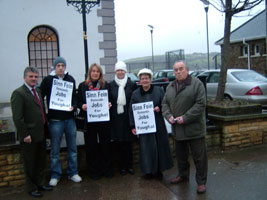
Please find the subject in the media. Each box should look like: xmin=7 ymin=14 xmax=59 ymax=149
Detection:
xmin=0 ymin=0 xmax=112 ymax=103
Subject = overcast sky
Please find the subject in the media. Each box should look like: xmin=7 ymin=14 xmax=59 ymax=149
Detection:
xmin=114 ymin=0 xmax=265 ymax=61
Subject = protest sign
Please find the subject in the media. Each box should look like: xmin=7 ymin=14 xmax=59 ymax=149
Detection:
xmin=132 ymin=101 xmax=156 ymax=134
xmin=49 ymin=79 xmax=73 ymax=111
xmin=86 ymin=90 xmax=110 ymax=122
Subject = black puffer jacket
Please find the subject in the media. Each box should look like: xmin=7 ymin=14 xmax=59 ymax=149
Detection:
xmin=40 ymin=73 xmax=77 ymax=120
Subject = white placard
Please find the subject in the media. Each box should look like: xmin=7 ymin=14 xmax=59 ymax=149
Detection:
xmin=49 ymin=79 xmax=73 ymax=111
xmin=132 ymin=101 xmax=156 ymax=134
xmin=86 ymin=90 xmax=110 ymax=122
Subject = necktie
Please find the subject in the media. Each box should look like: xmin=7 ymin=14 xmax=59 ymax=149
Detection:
xmin=32 ymin=88 xmax=46 ymax=124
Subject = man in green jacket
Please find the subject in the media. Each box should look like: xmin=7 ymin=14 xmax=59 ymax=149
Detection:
xmin=162 ymin=61 xmax=207 ymax=194
xmin=11 ymin=67 xmax=52 ymax=198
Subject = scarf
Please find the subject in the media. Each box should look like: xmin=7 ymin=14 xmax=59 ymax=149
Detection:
xmin=115 ymin=74 xmax=128 ymax=114
xmin=88 ymin=80 xmax=100 ymax=91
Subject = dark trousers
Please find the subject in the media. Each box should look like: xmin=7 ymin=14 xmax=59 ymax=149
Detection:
xmin=175 ymin=137 xmax=208 ymax=185
xmin=84 ymin=123 xmax=113 ymax=177
xmin=21 ymin=141 xmax=46 ymax=192
xmin=114 ymin=141 xmax=133 ymax=170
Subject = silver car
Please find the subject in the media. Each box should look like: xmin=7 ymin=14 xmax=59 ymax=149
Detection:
xmin=197 ymin=69 xmax=267 ymax=106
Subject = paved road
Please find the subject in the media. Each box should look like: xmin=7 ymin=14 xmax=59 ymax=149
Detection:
xmin=1 ymin=145 xmax=267 ymax=200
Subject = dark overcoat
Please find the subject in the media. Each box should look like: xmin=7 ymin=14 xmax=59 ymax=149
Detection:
xmin=109 ymin=78 xmax=137 ymax=141
xmin=129 ymin=85 xmax=173 ymax=174
xmin=10 ymin=84 xmax=46 ymax=191
xmin=162 ymin=76 xmax=206 ymax=141
xmin=11 ymin=85 xmax=45 ymax=143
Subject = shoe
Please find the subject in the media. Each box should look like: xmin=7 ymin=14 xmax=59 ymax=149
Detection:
xmin=29 ymin=190 xmax=43 ymax=198
xmin=69 ymin=174 xmax=82 ymax=183
xmin=120 ymin=169 xmax=127 ymax=176
xmin=127 ymin=168 xmax=135 ymax=175
xmin=170 ymin=176 xmax=188 ymax=184
xmin=49 ymin=178 xmax=59 ymax=186
xmin=142 ymin=173 xmax=153 ymax=180
xmin=197 ymin=185 xmax=206 ymax=194
xmin=38 ymin=185 xmax=53 ymax=191
xmin=155 ymin=172 xmax=163 ymax=180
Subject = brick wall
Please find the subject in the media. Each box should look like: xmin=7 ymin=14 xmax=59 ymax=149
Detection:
xmin=0 ymin=145 xmax=25 ymax=187
xmin=0 ymin=127 xmax=222 ymax=189
xmin=222 ymin=38 xmax=266 ymax=75
xmin=221 ymin=118 xmax=267 ymax=150
xmin=1 ymin=118 xmax=265 ymax=188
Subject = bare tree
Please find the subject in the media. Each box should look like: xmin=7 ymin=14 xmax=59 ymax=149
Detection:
xmin=203 ymin=0 xmax=264 ymax=101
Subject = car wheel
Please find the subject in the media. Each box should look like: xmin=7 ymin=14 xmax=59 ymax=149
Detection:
xmin=224 ymin=94 xmax=232 ymax=100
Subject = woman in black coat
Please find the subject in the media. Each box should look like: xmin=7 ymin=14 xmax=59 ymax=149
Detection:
xmin=129 ymin=68 xmax=173 ymax=179
xmin=109 ymin=61 xmax=137 ymax=175
xmin=77 ymin=63 xmax=113 ymax=180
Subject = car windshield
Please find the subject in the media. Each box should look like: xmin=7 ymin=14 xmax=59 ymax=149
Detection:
xmin=127 ymin=73 xmax=138 ymax=81
xmin=231 ymin=71 xmax=267 ymax=82
xmin=167 ymin=71 xmax=175 ymax=79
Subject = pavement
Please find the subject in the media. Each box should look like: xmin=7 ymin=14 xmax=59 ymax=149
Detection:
xmin=1 ymin=145 xmax=267 ymax=200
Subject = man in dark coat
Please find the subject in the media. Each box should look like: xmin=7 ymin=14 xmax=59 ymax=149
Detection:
xmin=11 ymin=66 xmax=52 ymax=198
xmin=40 ymin=57 xmax=81 ymax=186
xmin=162 ymin=61 xmax=207 ymax=194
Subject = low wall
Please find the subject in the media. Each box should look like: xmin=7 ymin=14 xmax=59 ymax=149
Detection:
xmin=209 ymin=113 xmax=267 ymax=150
xmin=2 ymin=113 xmax=267 ymax=189
xmin=0 ymin=127 xmax=221 ymax=189
xmin=0 ymin=144 xmax=24 ymax=187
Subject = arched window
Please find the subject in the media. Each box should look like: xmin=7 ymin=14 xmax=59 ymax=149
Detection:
xmin=28 ymin=26 xmax=59 ymax=81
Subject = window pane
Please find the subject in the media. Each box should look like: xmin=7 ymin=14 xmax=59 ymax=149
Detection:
xmin=47 ymin=51 xmax=53 ymax=59
xmin=28 ymin=26 xmax=58 ymax=80
xmin=30 ymin=59 xmax=36 ymax=66
xmin=35 ymin=42 xmax=41 ymax=50
xmin=53 ymin=50 xmax=58 ymax=57
xmin=231 ymin=71 xmax=267 ymax=82
xmin=36 ymin=59 xmax=41 ymax=67
xmin=30 ymin=51 xmax=36 ymax=59
xmin=209 ymin=73 xmax=219 ymax=83
xmin=29 ymin=42 xmax=35 ymax=50
xmin=35 ymin=51 xmax=41 ymax=59
xmin=41 ymin=42 xmax=47 ymax=50
xmin=41 ymin=51 xmax=47 ymax=59
xmin=47 ymin=42 xmax=52 ymax=49
xmin=52 ymin=42 xmax=58 ymax=49
xmin=47 ymin=59 xmax=53 ymax=67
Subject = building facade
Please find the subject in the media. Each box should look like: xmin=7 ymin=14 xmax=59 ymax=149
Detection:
xmin=215 ymin=10 xmax=267 ymax=75
xmin=0 ymin=0 xmax=117 ymax=103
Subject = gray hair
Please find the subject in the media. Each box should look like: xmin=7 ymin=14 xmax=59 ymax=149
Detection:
xmin=173 ymin=60 xmax=189 ymax=70
xmin=23 ymin=66 xmax=39 ymax=78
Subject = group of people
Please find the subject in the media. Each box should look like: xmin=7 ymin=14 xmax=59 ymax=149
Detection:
xmin=11 ymin=57 xmax=208 ymax=198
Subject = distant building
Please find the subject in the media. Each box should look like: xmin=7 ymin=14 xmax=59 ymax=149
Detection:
xmin=0 ymin=0 xmax=117 ymax=103
xmin=215 ymin=9 xmax=266 ymax=75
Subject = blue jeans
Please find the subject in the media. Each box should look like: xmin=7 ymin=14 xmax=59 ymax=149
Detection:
xmin=49 ymin=118 xmax=78 ymax=179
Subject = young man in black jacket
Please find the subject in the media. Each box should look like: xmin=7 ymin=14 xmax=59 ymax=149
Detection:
xmin=40 ymin=57 xmax=81 ymax=186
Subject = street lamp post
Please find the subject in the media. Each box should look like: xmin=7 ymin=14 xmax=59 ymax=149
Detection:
xmin=148 ymin=25 xmax=155 ymax=72
xmin=200 ymin=0 xmax=210 ymax=70
xmin=66 ymin=0 xmax=100 ymax=79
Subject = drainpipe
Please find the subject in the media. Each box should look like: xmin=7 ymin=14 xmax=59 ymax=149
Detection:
xmin=243 ymin=38 xmax=251 ymax=70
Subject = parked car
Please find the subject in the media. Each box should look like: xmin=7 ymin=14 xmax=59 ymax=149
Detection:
xmin=127 ymin=73 xmax=139 ymax=83
xmin=152 ymin=69 xmax=175 ymax=83
xmin=197 ymin=69 xmax=267 ymax=106
xmin=189 ymin=70 xmax=205 ymax=77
